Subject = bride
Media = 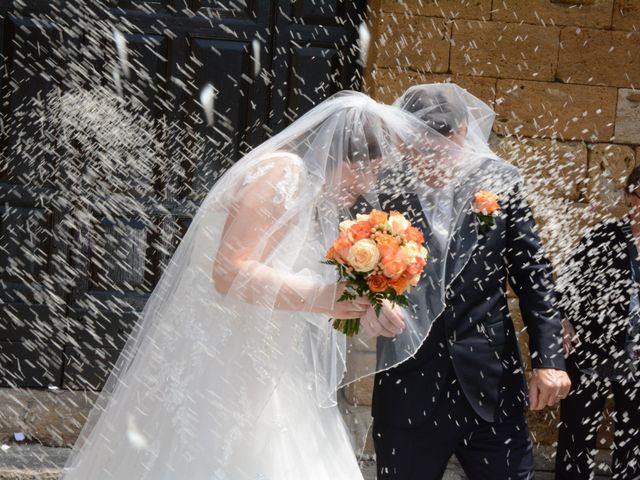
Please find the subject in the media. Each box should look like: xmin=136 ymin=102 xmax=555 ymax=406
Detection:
xmin=60 ymin=91 xmax=410 ymax=480
xmin=60 ymin=88 xmax=488 ymax=479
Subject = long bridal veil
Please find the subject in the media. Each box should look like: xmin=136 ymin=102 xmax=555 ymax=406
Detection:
xmin=61 ymin=85 xmax=519 ymax=479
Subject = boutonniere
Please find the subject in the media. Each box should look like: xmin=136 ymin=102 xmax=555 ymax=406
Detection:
xmin=472 ymin=191 xmax=501 ymax=234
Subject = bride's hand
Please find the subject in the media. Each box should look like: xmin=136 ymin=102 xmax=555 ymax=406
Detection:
xmin=317 ymin=282 xmax=370 ymax=319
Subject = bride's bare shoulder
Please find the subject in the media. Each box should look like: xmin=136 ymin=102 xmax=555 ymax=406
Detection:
xmin=240 ymin=151 xmax=305 ymax=187
xmin=231 ymin=151 xmax=306 ymax=209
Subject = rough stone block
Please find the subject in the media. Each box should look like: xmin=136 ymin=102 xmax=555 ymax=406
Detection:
xmin=379 ymin=0 xmax=492 ymax=19
xmin=491 ymin=0 xmax=614 ymax=28
xmin=450 ymin=21 xmax=559 ymax=81
xmin=0 ymin=388 xmax=96 ymax=448
xmin=344 ymin=349 xmax=376 ymax=390
xmin=338 ymin=395 xmax=374 ymax=458
xmin=585 ymin=143 xmax=636 ymax=216
xmin=614 ymin=88 xmax=640 ymax=144
xmin=495 ymin=80 xmax=617 ymax=141
xmin=368 ymin=68 xmax=496 ymax=107
xmin=612 ymin=0 xmax=640 ymax=30
xmin=343 ymin=377 xmax=374 ymax=407
xmin=557 ymin=27 xmax=640 ymax=88
xmin=373 ymin=14 xmax=450 ymax=72
xmin=490 ymin=136 xmax=588 ymax=201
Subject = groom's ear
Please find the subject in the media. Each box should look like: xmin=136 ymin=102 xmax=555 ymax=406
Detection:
xmin=447 ymin=123 xmax=468 ymax=147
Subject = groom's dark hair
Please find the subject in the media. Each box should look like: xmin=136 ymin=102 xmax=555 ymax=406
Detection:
xmin=348 ymin=118 xmax=383 ymax=162
xmin=398 ymin=89 xmax=467 ymax=137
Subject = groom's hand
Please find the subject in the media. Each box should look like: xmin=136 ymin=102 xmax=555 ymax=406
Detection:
xmin=528 ymin=368 xmax=571 ymax=410
xmin=361 ymin=300 xmax=405 ymax=338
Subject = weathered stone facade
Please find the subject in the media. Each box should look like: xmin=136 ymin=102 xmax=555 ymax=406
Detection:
xmin=354 ymin=0 xmax=640 ymax=454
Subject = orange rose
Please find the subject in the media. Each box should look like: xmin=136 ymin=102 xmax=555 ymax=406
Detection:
xmin=348 ymin=221 xmax=373 ymax=242
xmin=330 ymin=236 xmax=352 ymax=262
xmin=326 ymin=246 xmax=340 ymax=262
xmin=375 ymin=233 xmax=400 ymax=258
xmin=368 ymin=209 xmax=389 ymax=226
xmin=405 ymin=256 xmax=426 ymax=277
xmin=381 ymin=249 xmax=408 ymax=278
xmin=473 ymin=191 xmax=500 ymax=216
xmin=404 ymin=226 xmax=424 ymax=244
xmin=367 ymin=274 xmax=389 ymax=293
xmin=389 ymin=274 xmax=412 ymax=295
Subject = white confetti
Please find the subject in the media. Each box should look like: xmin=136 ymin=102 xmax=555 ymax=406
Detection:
xmin=252 ymin=38 xmax=261 ymax=77
xmin=126 ymin=415 xmax=148 ymax=450
xmin=200 ymin=83 xmax=216 ymax=127
xmin=113 ymin=29 xmax=130 ymax=79
xmin=358 ymin=22 xmax=371 ymax=66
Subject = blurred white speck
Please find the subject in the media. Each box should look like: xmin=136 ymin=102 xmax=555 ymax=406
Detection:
xmin=1 ymin=444 xmax=10 ymax=452
xmin=252 ymin=39 xmax=261 ymax=77
xmin=113 ymin=29 xmax=130 ymax=79
xmin=358 ymin=22 xmax=371 ymax=66
xmin=126 ymin=415 xmax=149 ymax=450
xmin=200 ymin=83 xmax=216 ymax=127
xmin=113 ymin=68 xmax=123 ymax=97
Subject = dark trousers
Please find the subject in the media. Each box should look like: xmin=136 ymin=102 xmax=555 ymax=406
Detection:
xmin=556 ymin=366 xmax=640 ymax=480
xmin=373 ymin=367 xmax=534 ymax=480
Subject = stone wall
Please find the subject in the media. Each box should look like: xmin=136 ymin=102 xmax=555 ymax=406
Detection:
xmin=348 ymin=0 xmax=640 ymax=454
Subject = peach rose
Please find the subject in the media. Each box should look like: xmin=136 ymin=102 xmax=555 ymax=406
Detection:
xmin=404 ymin=226 xmax=424 ymax=244
xmin=375 ymin=233 xmax=401 ymax=258
xmin=389 ymin=274 xmax=412 ymax=295
xmin=405 ymin=256 xmax=426 ymax=277
xmin=381 ymin=249 xmax=408 ymax=278
xmin=367 ymin=274 xmax=389 ymax=293
xmin=347 ymin=239 xmax=380 ymax=273
xmin=473 ymin=191 xmax=500 ymax=216
xmin=409 ymin=273 xmax=421 ymax=287
xmin=348 ymin=221 xmax=373 ymax=242
xmin=388 ymin=212 xmax=411 ymax=236
xmin=401 ymin=241 xmax=421 ymax=263
xmin=368 ymin=209 xmax=389 ymax=226
xmin=329 ymin=236 xmax=352 ymax=262
xmin=339 ymin=220 xmax=356 ymax=236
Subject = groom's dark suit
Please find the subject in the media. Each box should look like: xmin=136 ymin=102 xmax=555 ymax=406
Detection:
xmin=371 ymin=168 xmax=565 ymax=479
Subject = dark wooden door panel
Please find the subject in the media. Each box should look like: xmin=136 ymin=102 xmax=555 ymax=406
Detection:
xmin=0 ymin=0 xmax=366 ymax=389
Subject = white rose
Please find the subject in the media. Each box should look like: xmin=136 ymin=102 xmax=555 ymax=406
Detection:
xmin=402 ymin=241 xmax=421 ymax=263
xmin=356 ymin=213 xmax=371 ymax=223
xmin=388 ymin=212 xmax=410 ymax=235
xmin=339 ymin=220 xmax=356 ymax=235
xmin=347 ymin=239 xmax=380 ymax=273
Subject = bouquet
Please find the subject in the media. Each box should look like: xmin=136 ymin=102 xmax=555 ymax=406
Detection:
xmin=323 ymin=209 xmax=429 ymax=336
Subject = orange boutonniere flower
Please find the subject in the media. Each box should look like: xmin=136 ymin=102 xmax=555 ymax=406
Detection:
xmin=472 ymin=190 xmax=500 ymax=233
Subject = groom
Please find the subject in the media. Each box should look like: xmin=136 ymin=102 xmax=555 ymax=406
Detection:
xmin=363 ymin=86 xmax=571 ymax=479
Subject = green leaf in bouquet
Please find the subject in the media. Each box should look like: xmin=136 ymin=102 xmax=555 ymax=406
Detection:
xmin=394 ymin=295 xmax=409 ymax=308
xmin=338 ymin=290 xmax=357 ymax=302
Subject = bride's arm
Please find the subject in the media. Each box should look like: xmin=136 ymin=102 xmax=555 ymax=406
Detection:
xmin=212 ymin=156 xmax=368 ymax=319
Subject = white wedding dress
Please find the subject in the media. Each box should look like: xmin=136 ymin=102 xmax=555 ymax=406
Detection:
xmin=62 ymin=149 xmax=365 ymax=480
